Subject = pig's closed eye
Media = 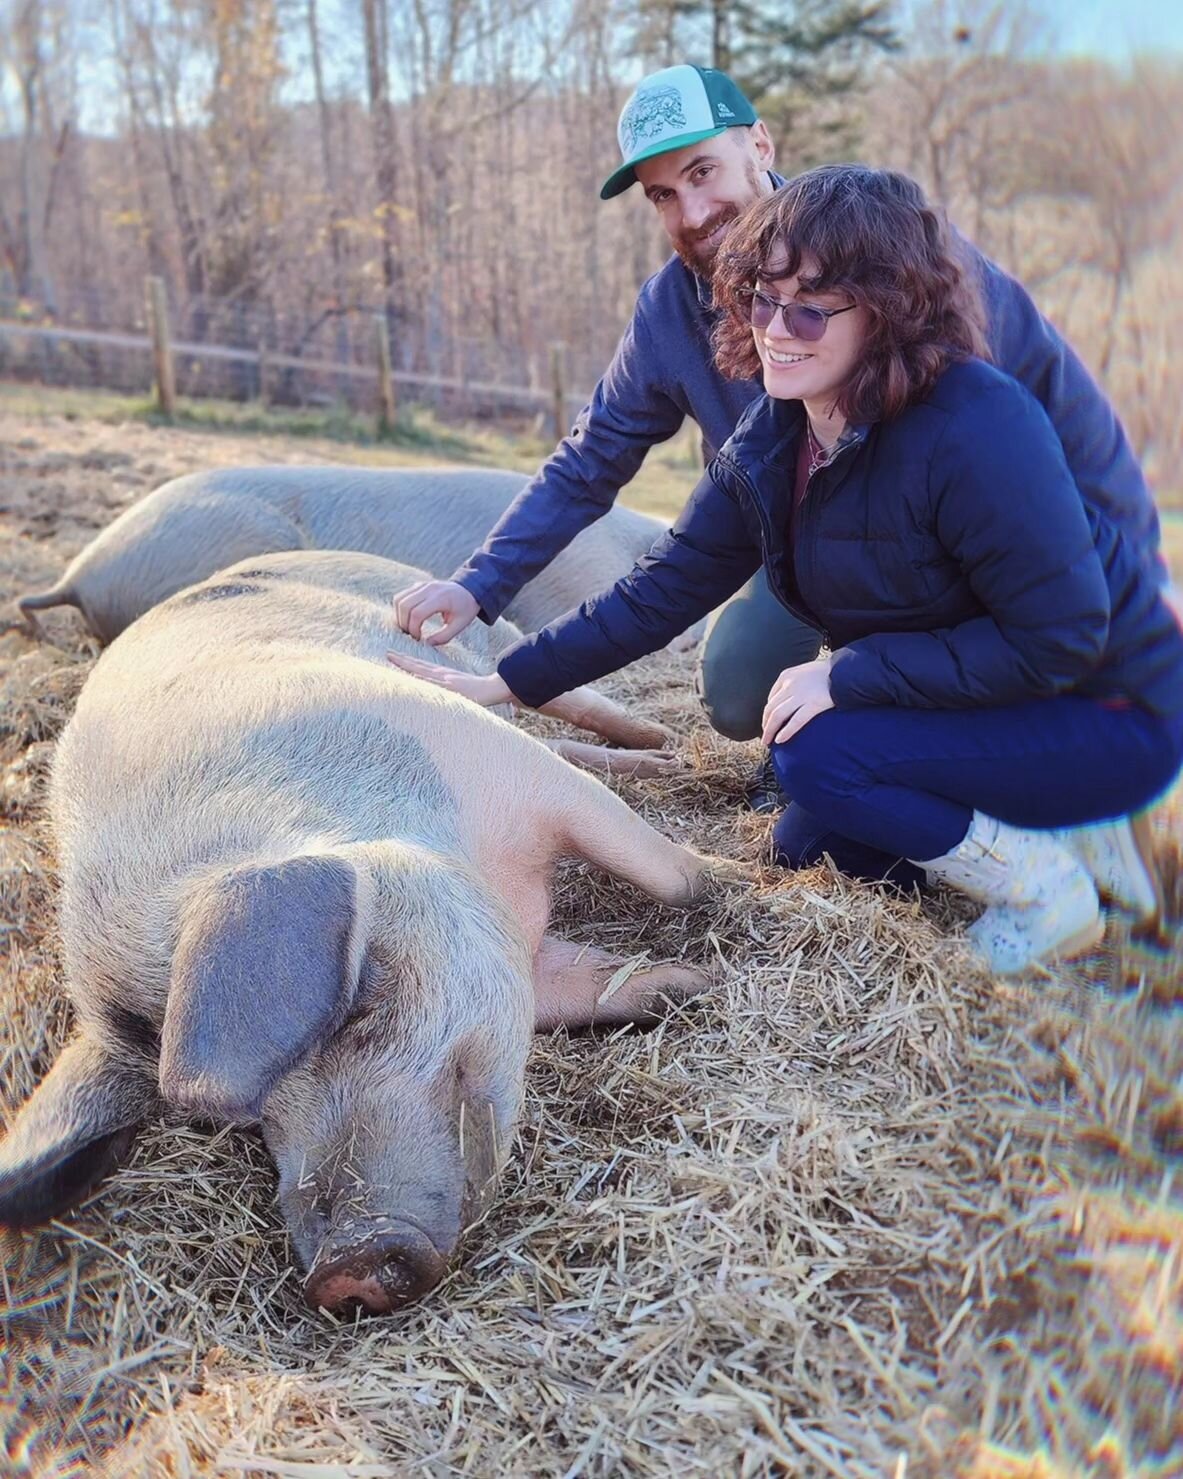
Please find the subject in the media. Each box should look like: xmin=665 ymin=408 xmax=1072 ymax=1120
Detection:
xmin=335 ymin=999 xmax=393 ymax=1053
xmin=101 ymin=1004 xmax=161 ymax=1057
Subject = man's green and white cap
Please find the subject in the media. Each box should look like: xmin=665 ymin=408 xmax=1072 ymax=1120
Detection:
xmin=600 ymin=65 xmax=758 ymax=201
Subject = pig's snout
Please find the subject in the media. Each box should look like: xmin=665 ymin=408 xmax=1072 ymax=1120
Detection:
xmin=304 ymin=1221 xmax=448 ymax=1315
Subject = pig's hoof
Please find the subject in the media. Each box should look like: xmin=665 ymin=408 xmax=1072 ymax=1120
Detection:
xmin=594 ymin=961 xmax=712 ymax=1027
xmin=304 ymin=1223 xmax=447 ymax=1316
xmin=698 ymin=857 xmax=761 ymax=895
xmin=599 ymin=748 xmax=681 ymax=778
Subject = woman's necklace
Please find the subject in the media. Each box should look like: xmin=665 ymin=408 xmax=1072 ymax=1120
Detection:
xmin=806 ymin=419 xmax=838 ymax=478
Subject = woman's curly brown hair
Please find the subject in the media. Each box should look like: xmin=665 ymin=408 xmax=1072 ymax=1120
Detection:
xmin=712 ymin=164 xmax=989 ymax=422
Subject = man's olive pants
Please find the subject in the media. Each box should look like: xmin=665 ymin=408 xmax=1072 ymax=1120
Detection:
xmin=697 ymin=569 xmax=823 ymax=741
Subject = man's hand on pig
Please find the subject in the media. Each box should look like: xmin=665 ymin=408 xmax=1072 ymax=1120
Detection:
xmin=393 ymin=579 xmax=481 ymax=644
xmin=387 ymin=651 xmax=516 ymax=709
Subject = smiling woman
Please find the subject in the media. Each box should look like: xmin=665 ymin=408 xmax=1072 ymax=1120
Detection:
xmin=389 ymin=164 xmax=1183 ymax=979
xmin=712 ymin=166 xmax=988 ymax=425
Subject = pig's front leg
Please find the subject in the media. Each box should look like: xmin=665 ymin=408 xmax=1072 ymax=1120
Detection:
xmin=537 ymin=684 xmax=670 ymax=751
xmin=543 ymin=738 xmax=680 ymax=778
xmin=533 ymin=935 xmax=708 ymax=1031
xmin=554 ymin=766 xmax=758 ymax=907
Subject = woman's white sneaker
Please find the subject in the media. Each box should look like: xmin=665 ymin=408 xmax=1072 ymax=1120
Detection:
xmin=965 ymin=888 xmax=1104 ymax=976
xmin=913 ymin=812 xmax=1103 ymax=976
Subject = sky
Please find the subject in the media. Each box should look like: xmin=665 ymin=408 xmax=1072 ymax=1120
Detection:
xmin=1042 ymin=0 xmax=1183 ymax=58
xmin=11 ymin=0 xmax=1182 ymax=141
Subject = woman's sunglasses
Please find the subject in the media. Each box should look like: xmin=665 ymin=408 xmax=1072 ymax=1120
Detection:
xmin=745 ymin=287 xmax=857 ymax=342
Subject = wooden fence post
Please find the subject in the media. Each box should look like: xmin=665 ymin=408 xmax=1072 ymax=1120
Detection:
xmin=144 ymin=276 xmax=177 ymax=417
xmin=458 ymin=342 xmax=472 ymax=420
xmin=374 ymin=313 xmax=396 ymax=433
xmin=550 ymin=341 xmax=567 ymax=443
xmin=257 ymin=339 xmax=270 ymax=408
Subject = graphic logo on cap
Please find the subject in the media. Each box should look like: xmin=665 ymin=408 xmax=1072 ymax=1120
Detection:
xmin=717 ymin=102 xmax=734 ymax=117
xmin=621 ymin=86 xmax=686 ymax=154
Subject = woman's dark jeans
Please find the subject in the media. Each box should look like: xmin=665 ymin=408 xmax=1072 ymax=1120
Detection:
xmin=770 ymin=696 xmax=1183 ymax=876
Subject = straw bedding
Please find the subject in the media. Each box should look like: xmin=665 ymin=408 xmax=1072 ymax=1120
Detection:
xmin=1 ymin=416 xmax=1180 ymax=1477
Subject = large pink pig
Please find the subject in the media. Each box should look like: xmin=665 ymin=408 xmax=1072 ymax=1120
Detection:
xmin=0 ymin=550 xmax=743 ymax=1314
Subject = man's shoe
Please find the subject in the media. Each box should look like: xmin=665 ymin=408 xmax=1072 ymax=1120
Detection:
xmin=745 ymin=753 xmax=786 ymax=814
xmin=1053 ymin=814 xmax=1162 ymax=924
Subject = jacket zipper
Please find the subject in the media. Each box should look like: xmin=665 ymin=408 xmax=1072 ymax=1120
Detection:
xmin=719 ymin=451 xmax=833 ymax=650
xmin=795 ymin=436 xmax=863 ymax=648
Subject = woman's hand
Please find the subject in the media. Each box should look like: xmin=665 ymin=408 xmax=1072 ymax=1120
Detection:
xmin=392 ymin=579 xmax=481 ymax=644
xmin=387 ymin=651 xmax=516 ymax=709
xmin=761 ymin=656 xmax=835 ymax=745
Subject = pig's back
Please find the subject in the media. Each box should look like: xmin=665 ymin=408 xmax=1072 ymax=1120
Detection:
xmin=100 ymin=464 xmax=535 ymax=606
xmin=226 ymin=465 xmax=673 ymax=630
xmin=146 ymin=466 xmax=671 ymax=630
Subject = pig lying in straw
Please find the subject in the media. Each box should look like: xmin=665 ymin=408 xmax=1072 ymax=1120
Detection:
xmin=0 ymin=551 xmax=744 ymax=1315
xmin=17 ymin=464 xmax=703 ymax=649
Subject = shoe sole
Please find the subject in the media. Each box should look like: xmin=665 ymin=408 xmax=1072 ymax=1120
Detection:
xmin=1130 ymin=811 xmax=1167 ymax=931
xmin=980 ymin=915 xmax=1106 ymax=977
xmin=967 ymin=892 xmax=1106 ymax=975
xmin=1025 ymin=915 xmax=1107 ymax=973
xmin=1050 ymin=914 xmax=1107 ymax=962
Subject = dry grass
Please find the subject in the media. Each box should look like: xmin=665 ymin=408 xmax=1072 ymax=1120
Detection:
xmin=1 ymin=408 xmax=1181 ymax=1478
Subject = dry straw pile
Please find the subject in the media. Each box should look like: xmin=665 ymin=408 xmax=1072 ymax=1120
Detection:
xmin=1 ymin=418 xmax=1181 ymax=1478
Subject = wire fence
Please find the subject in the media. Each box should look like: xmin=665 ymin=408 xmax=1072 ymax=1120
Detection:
xmin=0 ymin=280 xmax=599 ymax=436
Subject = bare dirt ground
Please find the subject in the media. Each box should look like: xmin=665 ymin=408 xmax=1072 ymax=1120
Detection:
xmin=2 ymin=406 xmax=1181 ymax=1478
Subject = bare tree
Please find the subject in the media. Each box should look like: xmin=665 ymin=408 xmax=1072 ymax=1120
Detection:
xmin=118 ymin=0 xmax=213 ymax=313
xmin=0 ymin=0 xmax=1179 ymax=494
xmin=1030 ymin=59 xmax=1183 ymax=376
xmin=869 ymin=0 xmax=1048 ymax=244
xmin=362 ymin=0 xmax=400 ymax=326
xmin=1 ymin=0 xmax=61 ymax=309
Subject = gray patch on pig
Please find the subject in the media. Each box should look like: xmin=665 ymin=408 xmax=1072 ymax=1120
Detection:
xmin=160 ymin=853 xmax=360 ymax=1122
xmin=221 ymin=713 xmax=460 ymax=851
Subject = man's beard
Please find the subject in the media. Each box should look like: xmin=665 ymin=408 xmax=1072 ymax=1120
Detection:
xmin=672 ymin=159 xmax=766 ymax=276
xmin=673 ymin=202 xmax=742 ymax=274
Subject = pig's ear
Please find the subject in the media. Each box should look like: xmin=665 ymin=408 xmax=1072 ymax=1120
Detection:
xmin=437 ymin=1031 xmax=510 ymax=1222
xmin=161 ymin=855 xmax=361 ymax=1123
xmin=0 ymin=1034 xmax=153 ymax=1229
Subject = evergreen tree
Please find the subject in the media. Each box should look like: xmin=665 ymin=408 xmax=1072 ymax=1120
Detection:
xmin=629 ymin=0 xmax=899 ymax=164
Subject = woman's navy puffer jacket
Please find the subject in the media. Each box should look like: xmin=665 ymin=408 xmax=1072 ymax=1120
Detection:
xmin=499 ymin=357 xmax=1183 ymax=717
